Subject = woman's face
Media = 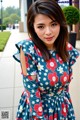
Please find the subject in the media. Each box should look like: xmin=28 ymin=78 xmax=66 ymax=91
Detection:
xmin=33 ymin=14 xmax=60 ymax=50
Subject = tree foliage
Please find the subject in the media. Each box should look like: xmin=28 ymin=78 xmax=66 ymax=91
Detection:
xmin=0 ymin=7 xmax=20 ymax=25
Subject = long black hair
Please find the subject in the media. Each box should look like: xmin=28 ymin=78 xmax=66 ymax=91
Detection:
xmin=27 ymin=0 xmax=69 ymax=62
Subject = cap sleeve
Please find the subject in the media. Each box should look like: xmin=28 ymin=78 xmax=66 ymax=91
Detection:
xmin=67 ymin=43 xmax=80 ymax=67
xmin=13 ymin=39 xmax=37 ymax=76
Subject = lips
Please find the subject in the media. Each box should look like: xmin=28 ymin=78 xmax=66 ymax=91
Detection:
xmin=45 ymin=36 xmax=53 ymax=41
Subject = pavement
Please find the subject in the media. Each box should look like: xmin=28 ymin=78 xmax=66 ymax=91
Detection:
xmin=0 ymin=29 xmax=28 ymax=120
xmin=0 ymin=29 xmax=80 ymax=120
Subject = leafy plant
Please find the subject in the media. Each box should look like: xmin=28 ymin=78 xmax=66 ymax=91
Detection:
xmin=63 ymin=6 xmax=79 ymax=32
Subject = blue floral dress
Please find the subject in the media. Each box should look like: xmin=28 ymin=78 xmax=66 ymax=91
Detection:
xmin=13 ymin=39 xmax=79 ymax=120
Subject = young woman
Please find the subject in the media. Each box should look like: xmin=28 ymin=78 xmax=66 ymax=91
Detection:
xmin=13 ymin=0 xmax=80 ymax=119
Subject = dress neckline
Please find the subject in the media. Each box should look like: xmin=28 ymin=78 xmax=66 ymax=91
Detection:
xmin=49 ymin=49 xmax=56 ymax=53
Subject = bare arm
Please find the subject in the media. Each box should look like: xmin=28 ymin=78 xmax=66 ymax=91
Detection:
xmin=20 ymin=47 xmax=36 ymax=80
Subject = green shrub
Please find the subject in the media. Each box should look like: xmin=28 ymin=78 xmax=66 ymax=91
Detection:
xmin=0 ymin=25 xmax=6 ymax=30
xmin=63 ymin=6 xmax=79 ymax=25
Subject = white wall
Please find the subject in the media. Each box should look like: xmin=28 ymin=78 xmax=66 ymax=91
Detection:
xmin=21 ymin=0 xmax=27 ymax=32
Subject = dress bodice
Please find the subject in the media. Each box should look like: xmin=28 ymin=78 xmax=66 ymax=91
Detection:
xmin=13 ymin=39 xmax=79 ymax=120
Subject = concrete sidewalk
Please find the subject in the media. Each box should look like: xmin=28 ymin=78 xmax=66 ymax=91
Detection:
xmin=0 ymin=29 xmax=80 ymax=120
xmin=0 ymin=29 xmax=29 ymax=120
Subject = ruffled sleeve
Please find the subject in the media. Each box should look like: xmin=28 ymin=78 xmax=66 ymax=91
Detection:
xmin=13 ymin=39 xmax=36 ymax=62
xmin=13 ymin=39 xmax=37 ymax=76
xmin=67 ymin=43 xmax=80 ymax=67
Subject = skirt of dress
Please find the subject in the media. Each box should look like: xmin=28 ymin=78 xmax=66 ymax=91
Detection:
xmin=16 ymin=90 xmax=75 ymax=120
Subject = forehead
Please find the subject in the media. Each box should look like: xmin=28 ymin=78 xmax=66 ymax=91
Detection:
xmin=34 ymin=14 xmax=55 ymax=24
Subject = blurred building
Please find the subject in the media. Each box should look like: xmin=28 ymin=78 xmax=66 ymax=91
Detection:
xmin=72 ymin=0 xmax=80 ymax=39
xmin=19 ymin=0 xmax=36 ymax=32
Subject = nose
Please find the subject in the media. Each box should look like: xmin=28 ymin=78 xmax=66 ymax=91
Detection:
xmin=45 ymin=27 xmax=52 ymax=35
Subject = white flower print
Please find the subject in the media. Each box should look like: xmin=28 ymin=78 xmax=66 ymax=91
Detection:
xmin=29 ymin=45 xmax=34 ymax=54
xmin=49 ymin=108 xmax=53 ymax=113
xmin=39 ymin=86 xmax=45 ymax=91
xmin=19 ymin=105 xmax=23 ymax=113
xmin=37 ymin=63 xmax=44 ymax=71
xmin=57 ymin=66 xmax=63 ymax=74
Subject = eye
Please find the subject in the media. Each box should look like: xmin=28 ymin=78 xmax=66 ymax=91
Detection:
xmin=51 ymin=23 xmax=57 ymax=26
xmin=37 ymin=26 xmax=44 ymax=29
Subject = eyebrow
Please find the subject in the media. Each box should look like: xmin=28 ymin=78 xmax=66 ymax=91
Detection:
xmin=37 ymin=20 xmax=57 ymax=26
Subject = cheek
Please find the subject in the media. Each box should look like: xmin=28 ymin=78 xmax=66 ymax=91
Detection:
xmin=34 ymin=29 xmax=43 ymax=38
xmin=58 ymin=26 xmax=60 ymax=32
xmin=56 ymin=26 xmax=60 ymax=35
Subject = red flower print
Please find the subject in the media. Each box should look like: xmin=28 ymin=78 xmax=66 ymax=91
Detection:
xmin=61 ymin=103 xmax=67 ymax=117
xmin=28 ymin=75 xmax=33 ymax=81
xmin=34 ymin=45 xmax=42 ymax=56
xmin=46 ymin=58 xmax=57 ymax=71
xmin=33 ymin=116 xmax=40 ymax=120
xmin=34 ymin=102 xmax=43 ymax=116
xmin=53 ymin=113 xmax=58 ymax=119
xmin=60 ymin=72 xmax=69 ymax=85
xmin=48 ymin=72 xmax=58 ymax=86
xmin=49 ymin=115 xmax=53 ymax=120
xmin=69 ymin=72 xmax=72 ymax=82
xmin=25 ymin=56 xmax=29 ymax=68
xmin=56 ymin=54 xmax=63 ymax=64
xmin=36 ymin=89 xmax=40 ymax=98
xmin=44 ymin=114 xmax=48 ymax=119
xmin=58 ymin=87 xmax=64 ymax=93
xmin=16 ymin=118 xmax=22 ymax=120
xmin=26 ymin=98 xmax=30 ymax=104
xmin=66 ymin=43 xmax=73 ymax=51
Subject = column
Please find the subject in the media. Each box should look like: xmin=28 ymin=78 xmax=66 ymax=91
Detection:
xmin=73 ymin=0 xmax=79 ymax=39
